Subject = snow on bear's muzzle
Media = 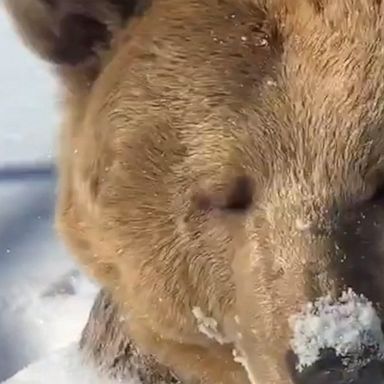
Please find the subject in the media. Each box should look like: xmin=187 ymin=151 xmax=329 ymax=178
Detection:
xmin=288 ymin=288 xmax=384 ymax=384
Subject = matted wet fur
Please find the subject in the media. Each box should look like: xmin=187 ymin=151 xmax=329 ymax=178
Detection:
xmin=80 ymin=289 xmax=182 ymax=383
xmin=7 ymin=0 xmax=384 ymax=383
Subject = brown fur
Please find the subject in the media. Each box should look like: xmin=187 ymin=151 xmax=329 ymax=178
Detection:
xmin=6 ymin=0 xmax=384 ymax=383
xmin=80 ymin=288 xmax=182 ymax=383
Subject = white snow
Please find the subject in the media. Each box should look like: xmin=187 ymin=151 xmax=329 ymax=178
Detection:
xmin=289 ymin=288 xmax=384 ymax=372
xmin=1 ymin=344 xmax=126 ymax=384
xmin=192 ymin=306 xmax=229 ymax=344
xmin=232 ymin=348 xmax=258 ymax=384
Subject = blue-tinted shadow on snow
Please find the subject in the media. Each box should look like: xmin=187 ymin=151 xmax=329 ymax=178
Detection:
xmin=0 ymin=163 xmax=56 ymax=182
xmin=0 ymin=172 xmax=58 ymax=381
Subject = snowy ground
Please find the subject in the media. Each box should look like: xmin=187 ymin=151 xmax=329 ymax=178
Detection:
xmin=1 ymin=344 xmax=121 ymax=384
xmin=0 ymin=4 xmax=99 ymax=383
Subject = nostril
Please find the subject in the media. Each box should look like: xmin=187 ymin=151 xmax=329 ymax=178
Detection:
xmin=358 ymin=360 xmax=384 ymax=383
xmin=287 ymin=348 xmax=384 ymax=384
xmin=286 ymin=348 xmax=345 ymax=384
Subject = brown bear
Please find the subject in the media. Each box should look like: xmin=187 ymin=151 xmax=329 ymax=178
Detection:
xmin=6 ymin=0 xmax=384 ymax=383
xmin=80 ymin=288 xmax=183 ymax=383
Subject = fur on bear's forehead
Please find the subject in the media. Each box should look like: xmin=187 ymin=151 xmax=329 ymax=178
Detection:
xmin=253 ymin=0 xmax=384 ymax=180
xmin=72 ymin=0 xmax=384 ymax=207
xmin=10 ymin=0 xmax=384 ymax=198
xmin=147 ymin=0 xmax=384 ymax=189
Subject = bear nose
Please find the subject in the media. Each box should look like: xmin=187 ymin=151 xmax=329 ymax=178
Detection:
xmin=287 ymin=349 xmax=384 ymax=384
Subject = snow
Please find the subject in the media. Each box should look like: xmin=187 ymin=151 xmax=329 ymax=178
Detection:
xmin=289 ymin=288 xmax=384 ymax=372
xmin=1 ymin=344 xmax=123 ymax=384
xmin=232 ymin=349 xmax=258 ymax=384
xmin=0 ymin=4 xmax=98 ymax=383
xmin=192 ymin=306 xmax=229 ymax=345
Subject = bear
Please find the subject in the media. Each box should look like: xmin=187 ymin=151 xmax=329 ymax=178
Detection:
xmin=6 ymin=0 xmax=384 ymax=383
xmin=80 ymin=288 xmax=183 ymax=383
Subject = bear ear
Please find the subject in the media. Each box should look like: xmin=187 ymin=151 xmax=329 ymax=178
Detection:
xmin=4 ymin=0 xmax=140 ymax=66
